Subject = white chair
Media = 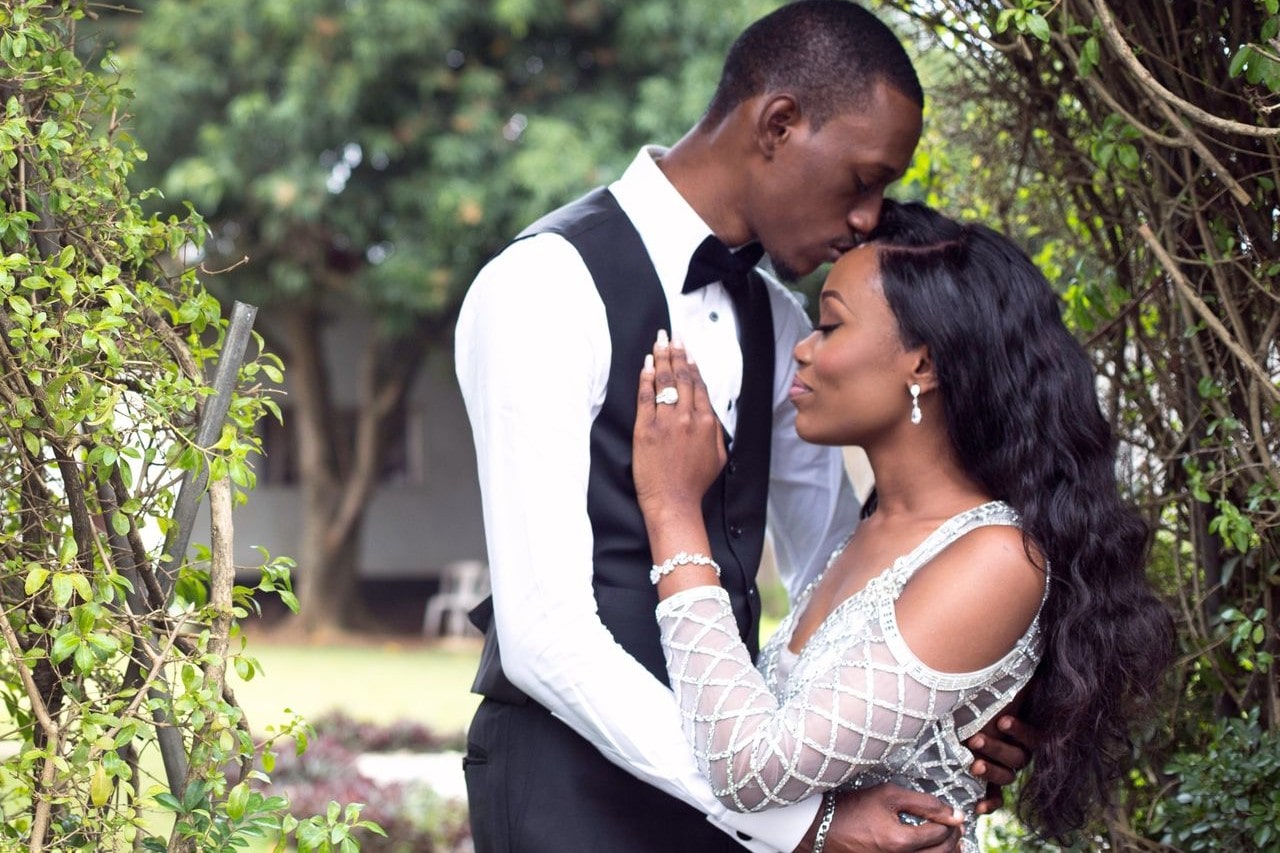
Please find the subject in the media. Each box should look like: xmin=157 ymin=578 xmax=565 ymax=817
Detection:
xmin=422 ymin=560 xmax=490 ymax=637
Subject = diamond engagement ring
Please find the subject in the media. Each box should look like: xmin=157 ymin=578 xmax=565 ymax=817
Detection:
xmin=655 ymin=387 xmax=679 ymax=405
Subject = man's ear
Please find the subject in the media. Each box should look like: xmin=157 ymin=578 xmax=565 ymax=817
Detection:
xmin=756 ymin=94 xmax=802 ymax=158
xmin=908 ymin=346 xmax=938 ymax=395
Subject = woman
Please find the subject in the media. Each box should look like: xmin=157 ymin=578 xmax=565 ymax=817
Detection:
xmin=632 ymin=201 xmax=1173 ymax=850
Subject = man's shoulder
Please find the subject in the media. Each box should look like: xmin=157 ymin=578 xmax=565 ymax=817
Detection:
xmin=515 ymin=186 xmax=624 ymax=241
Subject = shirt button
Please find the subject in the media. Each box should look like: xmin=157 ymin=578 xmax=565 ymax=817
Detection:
xmin=727 ymin=460 xmax=738 ymax=476
xmin=729 ymin=525 xmax=743 ymax=539
xmin=709 ymin=311 xmax=719 ymax=322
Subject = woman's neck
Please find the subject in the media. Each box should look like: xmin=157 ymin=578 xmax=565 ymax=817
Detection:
xmin=862 ymin=428 xmax=989 ymax=522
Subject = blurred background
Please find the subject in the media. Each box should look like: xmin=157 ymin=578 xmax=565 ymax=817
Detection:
xmin=50 ymin=1 xmax=1280 ymax=850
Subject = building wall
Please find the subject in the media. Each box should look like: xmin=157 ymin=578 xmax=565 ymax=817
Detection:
xmin=194 ymin=309 xmax=487 ymax=582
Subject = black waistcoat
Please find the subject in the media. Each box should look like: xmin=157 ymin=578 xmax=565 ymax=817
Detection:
xmin=470 ymin=187 xmax=774 ymax=701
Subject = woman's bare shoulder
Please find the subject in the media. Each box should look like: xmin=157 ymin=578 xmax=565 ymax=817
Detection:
xmin=894 ymin=522 xmax=1046 ymax=674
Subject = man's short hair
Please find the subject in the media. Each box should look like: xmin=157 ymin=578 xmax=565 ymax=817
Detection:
xmin=705 ymin=0 xmax=923 ymax=129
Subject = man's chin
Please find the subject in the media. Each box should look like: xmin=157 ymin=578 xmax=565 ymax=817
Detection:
xmin=767 ymin=254 xmax=806 ymax=283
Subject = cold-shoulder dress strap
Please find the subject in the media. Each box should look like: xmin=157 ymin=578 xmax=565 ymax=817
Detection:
xmin=888 ymin=501 xmax=1022 ymax=590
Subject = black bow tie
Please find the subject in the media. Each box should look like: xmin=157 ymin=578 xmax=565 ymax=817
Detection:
xmin=682 ymin=235 xmax=765 ymax=293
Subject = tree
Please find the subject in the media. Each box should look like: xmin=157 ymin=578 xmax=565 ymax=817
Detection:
xmin=885 ymin=0 xmax=1279 ymax=847
xmin=0 ymin=3 xmax=378 ymax=850
xmin=123 ymin=0 xmax=779 ymax=632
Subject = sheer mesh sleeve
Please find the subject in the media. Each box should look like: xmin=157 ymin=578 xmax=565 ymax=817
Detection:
xmin=656 ymin=585 xmax=962 ymax=813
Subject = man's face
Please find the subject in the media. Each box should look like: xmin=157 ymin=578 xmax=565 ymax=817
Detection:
xmin=747 ymin=82 xmax=922 ymax=281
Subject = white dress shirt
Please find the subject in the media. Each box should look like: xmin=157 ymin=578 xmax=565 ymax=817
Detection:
xmin=455 ymin=147 xmax=861 ymax=852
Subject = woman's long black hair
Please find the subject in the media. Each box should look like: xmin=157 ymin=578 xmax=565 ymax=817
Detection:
xmin=869 ymin=201 xmax=1174 ymax=840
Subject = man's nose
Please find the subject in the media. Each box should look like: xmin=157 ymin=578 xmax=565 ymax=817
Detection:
xmin=848 ymin=192 xmax=885 ymax=238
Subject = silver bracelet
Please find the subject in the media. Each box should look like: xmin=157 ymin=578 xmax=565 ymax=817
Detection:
xmin=811 ymin=790 xmax=837 ymax=853
xmin=649 ymin=551 xmax=721 ymax=585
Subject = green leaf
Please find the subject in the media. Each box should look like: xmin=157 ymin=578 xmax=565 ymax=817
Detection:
xmin=91 ymin=762 xmax=113 ymax=808
xmin=1083 ymin=35 xmax=1100 ymax=67
xmin=227 ymin=782 xmax=250 ymax=821
xmin=154 ymin=792 xmax=182 ymax=813
xmin=87 ymin=633 xmax=120 ymax=657
xmin=57 ymin=535 xmax=78 ymax=567
xmin=1025 ymin=12 xmax=1051 ymax=42
xmin=111 ymin=511 xmax=130 ymax=536
xmin=1117 ymin=143 xmax=1140 ymax=170
xmin=51 ymin=572 xmax=74 ymax=607
xmin=24 ymin=566 xmax=50 ymax=596
xmin=69 ymin=572 xmax=93 ymax=602
xmin=50 ymin=631 xmax=80 ymax=664
xmin=1229 ymin=46 xmax=1251 ymax=79
xmin=74 ymin=642 xmax=95 ymax=672
xmin=234 ymin=655 xmax=255 ymax=681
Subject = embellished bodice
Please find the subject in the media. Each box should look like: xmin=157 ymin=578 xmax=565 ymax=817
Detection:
xmin=656 ymin=502 xmax=1044 ymax=851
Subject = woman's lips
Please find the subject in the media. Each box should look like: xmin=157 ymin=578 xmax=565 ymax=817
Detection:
xmin=789 ymin=378 xmax=811 ymax=401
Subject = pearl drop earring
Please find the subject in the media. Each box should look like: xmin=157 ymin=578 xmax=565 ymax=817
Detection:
xmin=910 ymin=383 xmax=922 ymax=425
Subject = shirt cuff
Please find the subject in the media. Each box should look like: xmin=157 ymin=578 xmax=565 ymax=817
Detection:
xmin=706 ymin=795 xmax=822 ymax=853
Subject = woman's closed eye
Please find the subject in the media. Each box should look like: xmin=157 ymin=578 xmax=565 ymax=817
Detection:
xmin=815 ymin=322 xmax=840 ymax=336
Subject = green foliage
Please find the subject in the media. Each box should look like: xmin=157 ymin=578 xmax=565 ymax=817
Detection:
xmin=112 ymin=0 xmax=785 ymax=632
xmin=1228 ymin=0 xmax=1280 ymax=92
xmin=890 ymin=0 xmax=1280 ymax=847
xmin=0 ymin=2 xmax=374 ymax=848
xmin=122 ymin=0 xmax=777 ymax=328
xmin=1147 ymin=714 xmax=1280 ymax=850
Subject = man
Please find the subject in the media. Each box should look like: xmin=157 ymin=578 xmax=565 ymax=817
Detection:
xmin=456 ymin=3 xmax=1027 ymax=851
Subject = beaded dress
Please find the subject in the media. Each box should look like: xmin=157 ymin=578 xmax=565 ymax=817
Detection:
xmin=656 ymin=502 xmax=1044 ymax=852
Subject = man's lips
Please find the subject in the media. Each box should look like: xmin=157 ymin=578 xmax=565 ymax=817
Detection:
xmin=827 ymin=240 xmax=862 ymax=262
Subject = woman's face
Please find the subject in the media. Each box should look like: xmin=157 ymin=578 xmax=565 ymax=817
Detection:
xmin=789 ymin=246 xmax=922 ymax=446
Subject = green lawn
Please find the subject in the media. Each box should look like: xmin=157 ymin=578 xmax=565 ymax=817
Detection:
xmin=231 ymin=636 xmax=483 ymax=737
xmin=125 ymin=637 xmax=482 ymax=851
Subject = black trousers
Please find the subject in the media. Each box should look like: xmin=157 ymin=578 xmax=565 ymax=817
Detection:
xmin=464 ymin=697 xmax=748 ymax=853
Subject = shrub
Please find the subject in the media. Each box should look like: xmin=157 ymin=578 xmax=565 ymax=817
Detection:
xmin=1148 ymin=713 xmax=1280 ymax=851
xmin=264 ymin=714 xmax=471 ymax=853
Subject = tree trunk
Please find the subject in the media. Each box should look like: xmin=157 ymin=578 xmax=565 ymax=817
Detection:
xmin=283 ymin=306 xmax=431 ymax=634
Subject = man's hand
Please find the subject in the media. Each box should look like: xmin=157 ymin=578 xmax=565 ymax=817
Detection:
xmin=965 ymin=714 xmax=1038 ymax=814
xmin=792 ymin=784 xmax=963 ymax=853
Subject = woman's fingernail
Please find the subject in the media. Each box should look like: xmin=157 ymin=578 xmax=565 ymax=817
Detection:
xmin=998 ymin=717 xmax=1012 ymax=731
xmin=970 ymin=736 xmax=984 ymax=750
xmin=953 ymin=807 xmax=963 ymax=822
xmin=671 ymin=335 xmax=684 ymax=349
xmin=644 ymin=354 xmax=653 ymax=370
xmin=656 ymin=329 xmax=669 ymax=347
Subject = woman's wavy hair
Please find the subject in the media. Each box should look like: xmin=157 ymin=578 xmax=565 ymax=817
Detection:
xmin=868 ymin=200 xmax=1174 ymax=840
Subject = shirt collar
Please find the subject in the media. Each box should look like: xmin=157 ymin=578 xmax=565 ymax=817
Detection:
xmin=609 ymin=146 xmax=715 ymax=299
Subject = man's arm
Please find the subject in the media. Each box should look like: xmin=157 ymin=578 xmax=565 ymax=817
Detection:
xmin=456 ymin=235 xmax=822 ymax=852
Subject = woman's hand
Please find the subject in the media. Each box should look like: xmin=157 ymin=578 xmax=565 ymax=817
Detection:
xmin=632 ymin=331 xmax=726 ymax=527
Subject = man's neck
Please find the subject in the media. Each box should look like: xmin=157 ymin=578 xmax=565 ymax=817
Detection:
xmin=657 ymin=125 xmax=751 ymax=247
